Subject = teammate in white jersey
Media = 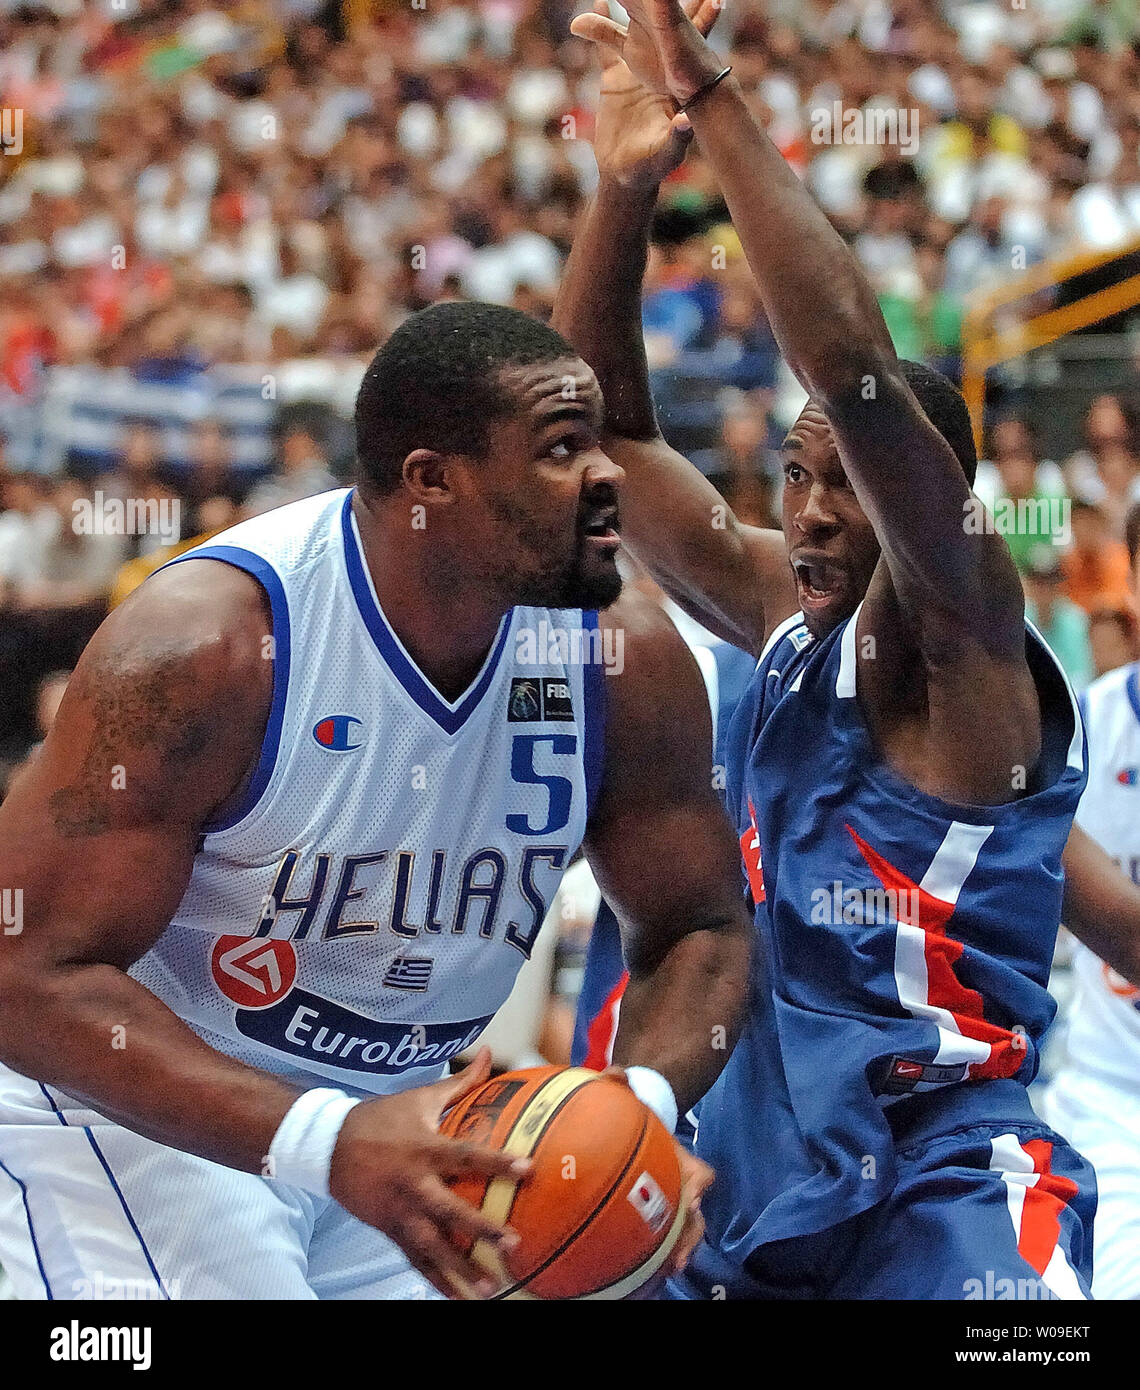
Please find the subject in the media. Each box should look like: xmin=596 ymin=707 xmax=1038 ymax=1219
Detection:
xmin=0 ymin=302 xmax=750 ymax=1300
xmin=1045 ymin=503 xmax=1140 ymax=1299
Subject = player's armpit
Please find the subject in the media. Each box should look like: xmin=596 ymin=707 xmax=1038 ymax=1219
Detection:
xmin=1061 ymin=823 xmax=1140 ymax=990
xmin=0 ymin=560 xmax=303 ymax=1170
xmin=605 ymin=434 xmax=795 ymax=656
xmin=582 ymin=592 xmax=751 ymax=1114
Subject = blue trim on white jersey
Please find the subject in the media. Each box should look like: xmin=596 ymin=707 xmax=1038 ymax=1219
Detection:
xmin=1127 ymin=664 xmax=1140 ymax=730
xmin=340 ymin=490 xmax=512 ymax=736
xmin=37 ymin=1085 xmax=170 ymax=1300
xmin=160 ymin=545 xmax=292 ymax=834
xmin=79 ymin=1129 xmax=171 ymax=1301
xmin=581 ymin=608 xmax=606 ymax=818
xmin=0 ymin=1155 xmax=53 ymax=1298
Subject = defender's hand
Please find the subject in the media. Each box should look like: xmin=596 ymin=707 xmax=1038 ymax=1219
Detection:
xmin=572 ymin=0 xmax=725 ymax=109
xmin=328 ymin=1047 xmax=531 ymax=1299
xmin=585 ymin=0 xmax=722 ymax=189
xmin=600 ymin=1065 xmax=713 ymax=1285
xmin=669 ymin=1145 xmax=713 ymax=1272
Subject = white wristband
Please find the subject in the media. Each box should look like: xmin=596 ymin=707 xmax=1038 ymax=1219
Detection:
xmin=625 ymin=1067 xmax=679 ymax=1135
xmin=267 ymin=1088 xmax=362 ymax=1196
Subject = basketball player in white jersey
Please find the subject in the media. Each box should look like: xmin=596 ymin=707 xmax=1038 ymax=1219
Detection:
xmin=0 ymin=302 xmax=750 ymax=1300
xmin=1044 ymin=503 xmax=1140 ymax=1299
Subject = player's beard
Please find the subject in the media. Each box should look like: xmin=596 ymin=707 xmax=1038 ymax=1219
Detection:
xmin=485 ymin=495 xmax=623 ymax=610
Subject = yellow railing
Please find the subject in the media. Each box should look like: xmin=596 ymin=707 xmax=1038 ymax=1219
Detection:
xmin=961 ymin=236 xmax=1140 ymax=450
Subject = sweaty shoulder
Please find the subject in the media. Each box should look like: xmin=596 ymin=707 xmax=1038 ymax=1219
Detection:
xmin=33 ymin=558 xmax=274 ymax=837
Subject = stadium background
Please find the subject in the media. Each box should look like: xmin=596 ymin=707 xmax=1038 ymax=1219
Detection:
xmin=0 ymin=0 xmax=1139 ymax=1183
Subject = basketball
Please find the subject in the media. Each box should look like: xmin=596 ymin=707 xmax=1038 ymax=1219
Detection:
xmin=440 ymin=1066 xmax=684 ymax=1300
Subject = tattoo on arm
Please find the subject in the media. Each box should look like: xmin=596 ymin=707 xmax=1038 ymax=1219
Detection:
xmin=48 ymin=642 xmax=223 ymax=838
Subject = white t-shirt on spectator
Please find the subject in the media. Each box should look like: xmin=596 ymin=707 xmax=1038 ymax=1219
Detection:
xmin=462 ymin=232 xmax=561 ymax=305
xmin=1069 ymin=183 xmax=1140 ymax=249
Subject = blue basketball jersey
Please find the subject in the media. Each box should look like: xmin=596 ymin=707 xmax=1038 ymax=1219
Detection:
xmin=696 ymin=603 xmax=1087 ymax=1259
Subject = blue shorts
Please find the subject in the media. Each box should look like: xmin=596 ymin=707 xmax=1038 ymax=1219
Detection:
xmin=669 ymin=1119 xmax=1096 ymax=1300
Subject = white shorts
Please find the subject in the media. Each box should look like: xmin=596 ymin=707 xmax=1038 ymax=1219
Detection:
xmin=1041 ymin=1070 xmax=1140 ymax=1301
xmin=0 ymin=1069 xmax=439 ymax=1301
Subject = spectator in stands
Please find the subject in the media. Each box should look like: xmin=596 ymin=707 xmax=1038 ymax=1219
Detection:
xmin=0 ymin=0 xmax=1138 ymax=760
xmin=1023 ymin=544 xmax=1094 ymax=692
xmin=689 ymin=262 xmax=780 ymax=392
xmin=460 ymin=196 xmax=562 ymax=306
xmin=707 ymin=400 xmax=781 ymax=532
xmin=97 ymin=418 xmax=165 ymax=497
xmin=1066 ymin=392 xmax=1140 ymax=497
xmin=1088 ymin=606 xmax=1140 ymax=677
xmin=1065 ymin=394 xmax=1140 ymax=537
xmin=1062 ymin=498 xmax=1135 ymax=613
xmin=10 ymin=478 xmax=127 ymax=614
xmin=641 ymin=207 xmax=720 ymax=366
xmin=1068 ymin=118 xmax=1140 ymax=248
xmin=244 ymin=420 xmax=338 ymax=516
xmin=257 ymin=236 xmax=332 ymax=343
xmin=179 ymin=418 xmax=246 ymax=533
xmin=1064 ymin=0 xmax=1140 ymax=53
xmin=975 ymin=416 xmax=1069 ymax=572
xmin=943 ymin=196 xmax=1025 ymax=300
xmin=0 ymin=470 xmax=56 ymax=593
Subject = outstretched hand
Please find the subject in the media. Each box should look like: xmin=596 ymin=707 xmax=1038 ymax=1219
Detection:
xmin=571 ymin=0 xmax=725 ymax=109
xmin=578 ymin=0 xmax=723 ymax=189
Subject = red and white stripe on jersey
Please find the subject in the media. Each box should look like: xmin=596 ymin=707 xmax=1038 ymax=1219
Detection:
xmin=740 ymin=797 xmax=765 ymax=905
xmin=582 ymin=971 xmax=628 ymax=1070
xmin=850 ymin=820 xmax=1028 ymax=1081
xmin=989 ymin=1133 xmax=1087 ymax=1299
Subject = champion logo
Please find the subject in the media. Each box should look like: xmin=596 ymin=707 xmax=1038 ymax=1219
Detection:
xmin=211 ymin=935 xmax=297 ymax=1009
xmin=313 ymin=715 xmax=363 ymax=751
xmin=1116 ymin=768 xmax=1139 ymax=786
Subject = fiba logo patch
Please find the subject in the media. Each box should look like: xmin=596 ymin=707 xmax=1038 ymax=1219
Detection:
xmin=211 ymin=935 xmax=297 ymax=1008
xmin=1116 ymin=768 xmax=1139 ymax=786
xmin=508 ymin=678 xmax=574 ymax=722
xmin=509 ymin=679 xmax=541 ymax=721
xmin=313 ymin=715 xmax=363 ymax=751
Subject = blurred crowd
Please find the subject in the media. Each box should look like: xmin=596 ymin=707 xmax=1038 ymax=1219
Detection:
xmin=2 ymin=0 xmax=1140 ymax=778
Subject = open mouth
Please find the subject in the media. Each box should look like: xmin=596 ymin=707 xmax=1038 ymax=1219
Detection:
xmin=580 ymin=509 xmax=621 ymax=547
xmin=792 ymin=557 xmax=844 ymax=606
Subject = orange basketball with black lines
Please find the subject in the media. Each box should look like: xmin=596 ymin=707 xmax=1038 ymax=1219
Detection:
xmin=440 ymin=1066 xmax=683 ymax=1300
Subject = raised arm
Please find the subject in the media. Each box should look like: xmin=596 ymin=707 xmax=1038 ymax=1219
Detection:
xmin=554 ymin=1 xmax=793 ymax=654
xmin=571 ymin=0 xmax=1025 ymax=663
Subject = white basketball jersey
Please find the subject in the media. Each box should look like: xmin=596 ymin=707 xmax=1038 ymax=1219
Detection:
xmin=128 ymin=489 xmax=606 ymax=1097
xmin=1064 ymin=661 xmax=1140 ymax=1092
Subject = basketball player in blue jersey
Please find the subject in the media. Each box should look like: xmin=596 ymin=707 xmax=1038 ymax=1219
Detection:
xmin=555 ymin=0 xmax=1140 ymax=1299
xmin=0 ymin=301 xmax=752 ymax=1300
